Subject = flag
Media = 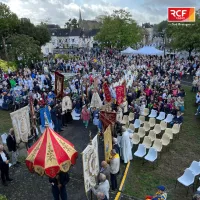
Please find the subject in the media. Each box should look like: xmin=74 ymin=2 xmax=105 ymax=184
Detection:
xmin=103 ymin=82 xmax=112 ymax=103
xmin=116 ymin=85 xmax=125 ymax=105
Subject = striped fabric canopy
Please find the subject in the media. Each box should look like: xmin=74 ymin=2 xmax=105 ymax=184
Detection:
xmin=26 ymin=127 xmax=78 ymax=178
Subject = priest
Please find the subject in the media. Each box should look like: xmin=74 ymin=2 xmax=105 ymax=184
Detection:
xmin=120 ymin=130 xmax=133 ymax=164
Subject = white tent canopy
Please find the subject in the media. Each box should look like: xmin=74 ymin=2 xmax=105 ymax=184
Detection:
xmin=137 ymin=46 xmax=164 ymax=55
xmin=121 ymin=47 xmax=137 ymax=54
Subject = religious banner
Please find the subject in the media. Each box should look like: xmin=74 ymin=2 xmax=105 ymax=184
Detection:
xmin=116 ymin=85 xmax=125 ymax=105
xmin=99 ymin=111 xmax=116 ymax=130
xmin=55 ymin=71 xmax=64 ymax=99
xmin=10 ymin=106 xmax=31 ymax=143
xmin=82 ymin=135 xmax=99 ymax=194
xmin=103 ymin=125 xmax=112 ymax=162
xmin=103 ymin=82 xmax=112 ymax=103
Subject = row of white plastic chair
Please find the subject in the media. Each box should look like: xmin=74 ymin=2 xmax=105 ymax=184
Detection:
xmin=142 ymin=108 xmax=174 ymax=122
xmin=176 ymin=161 xmax=200 ymax=195
xmin=134 ymin=145 xmax=158 ymax=163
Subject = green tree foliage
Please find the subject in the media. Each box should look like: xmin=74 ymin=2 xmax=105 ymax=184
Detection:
xmin=157 ymin=20 xmax=168 ymax=32
xmin=95 ymin=9 xmax=142 ymax=48
xmin=7 ymin=34 xmax=42 ymax=64
xmin=64 ymin=18 xmax=79 ymax=29
xmin=167 ymin=16 xmax=200 ymax=56
xmin=0 ymin=3 xmax=19 ymax=38
xmin=34 ymin=23 xmax=51 ymax=46
xmin=0 ymin=3 xmax=19 ymax=60
xmin=17 ymin=19 xmax=50 ymax=46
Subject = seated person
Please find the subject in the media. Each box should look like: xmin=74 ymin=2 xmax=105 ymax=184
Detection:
xmin=145 ymin=185 xmax=167 ymax=200
xmin=170 ymin=111 xmax=183 ymax=126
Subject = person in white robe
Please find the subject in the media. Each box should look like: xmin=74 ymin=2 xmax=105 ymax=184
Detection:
xmin=120 ymin=131 xmax=133 ymax=163
xmin=116 ymin=106 xmax=123 ymax=122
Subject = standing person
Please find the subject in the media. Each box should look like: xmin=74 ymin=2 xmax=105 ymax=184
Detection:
xmin=92 ymin=173 xmax=110 ymax=199
xmin=100 ymin=161 xmax=110 ymax=182
xmin=81 ymin=105 xmax=90 ymax=128
xmin=6 ymin=128 xmax=20 ymax=166
xmin=49 ymin=171 xmax=70 ymax=200
xmin=120 ymin=131 xmax=133 ymax=164
xmin=109 ymin=149 xmax=120 ymax=191
xmin=0 ymin=145 xmax=13 ymax=186
xmin=112 ymin=138 xmax=120 ymax=156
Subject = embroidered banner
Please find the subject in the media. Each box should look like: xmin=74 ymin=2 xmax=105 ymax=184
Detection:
xmin=82 ymin=135 xmax=99 ymax=193
xmin=10 ymin=106 xmax=31 ymax=143
xmin=103 ymin=125 xmax=112 ymax=162
xmin=100 ymin=111 xmax=116 ymax=130
xmin=55 ymin=71 xmax=64 ymax=99
xmin=103 ymin=82 xmax=112 ymax=103
xmin=116 ymin=85 xmax=125 ymax=105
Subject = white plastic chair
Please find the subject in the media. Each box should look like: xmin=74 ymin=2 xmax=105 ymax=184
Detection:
xmin=148 ymin=109 xmax=158 ymax=118
xmin=152 ymin=139 xmax=162 ymax=153
xmin=144 ymin=147 xmax=157 ymax=162
xmin=142 ymin=136 xmax=152 ymax=149
xmin=137 ymin=127 xmax=145 ymax=138
xmin=176 ymin=168 xmax=195 ymax=195
xmin=160 ymin=120 xmax=167 ymax=131
xmin=134 ymin=144 xmax=146 ymax=158
xmin=164 ymin=114 xmax=174 ymax=123
xmin=139 ymin=116 xmax=145 ymax=125
xmin=143 ymin=108 xmax=149 ymax=117
xmin=134 ymin=119 xmax=141 ymax=129
xmin=152 ymin=124 xmax=161 ymax=135
xmin=143 ymin=122 xmax=150 ymax=132
xmin=188 ymin=161 xmax=200 ymax=176
xmin=156 ymin=112 xmax=166 ymax=121
xmin=149 ymin=118 xmax=156 ymax=128
xmin=131 ymin=133 xmax=140 ymax=145
xmin=128 ymin=112 xmax=135 ymax=121
xmin=148 ymin=130 xmax=156 ymax=142
xmin=161 ymin=133 xmax=170 ymax=147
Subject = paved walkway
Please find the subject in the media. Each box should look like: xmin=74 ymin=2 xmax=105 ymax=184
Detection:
xmin=0 ymin=120 xmax=122 ymax=200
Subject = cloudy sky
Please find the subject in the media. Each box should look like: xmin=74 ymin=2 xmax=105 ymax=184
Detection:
xmin=2 ymin=0 xmax=200 ymax=26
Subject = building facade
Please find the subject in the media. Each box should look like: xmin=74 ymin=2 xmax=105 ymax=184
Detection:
xmin=41 ymin=11 xmax=100 ymax=55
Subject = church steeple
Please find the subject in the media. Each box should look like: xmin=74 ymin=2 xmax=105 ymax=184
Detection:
xmin=79 ymin=8 xmax=82 ymax=24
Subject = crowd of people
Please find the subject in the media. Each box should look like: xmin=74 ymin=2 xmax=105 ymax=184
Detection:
xmin=0 ymin=49 xmax=200 ymax=200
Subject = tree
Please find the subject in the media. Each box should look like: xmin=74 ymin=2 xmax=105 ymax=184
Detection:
xmin=64 ymin=18 xmax=79 ymax=29
xmin=94 ymin=9 xmax=141 ymax=48
xmin=0 ymin=3 xmax=19 ymax=60
xmin=157 ymin=20 xmax=168 ymax=32
xmin=16 ymin=20 xmax=50 ymax=46
xmin=7 ymin=34 xmax=42 ymax=64
xmin=167 ymin=16 xmax=200 ymax=56
xmin=34 ymin=23 xmax=51 ymax=46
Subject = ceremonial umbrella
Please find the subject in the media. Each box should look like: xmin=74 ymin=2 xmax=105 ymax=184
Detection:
xmin=25 ymin=127 xmax=78 ymax=178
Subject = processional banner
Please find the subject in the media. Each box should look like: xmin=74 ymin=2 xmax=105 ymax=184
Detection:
xmin=103 ymin=125 xmax=112 ymax=162
xmin=55 ymin=71 xmax=64 ymax=99
xmin=103 ymin=82 xmax=112 ymax=103
xmin=82 ymin=135 xmax=99 ymax=193
xmin=10 ymin=106 xmax=31 ymax=143
xmin=99 ymin=111 xmax=116 ymax=130
xmin=116 ymin=85 xmax=125 ymax=105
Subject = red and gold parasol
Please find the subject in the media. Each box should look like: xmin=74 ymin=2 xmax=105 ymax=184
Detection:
xmin=25 ymin=127 xmax=78 ymax=178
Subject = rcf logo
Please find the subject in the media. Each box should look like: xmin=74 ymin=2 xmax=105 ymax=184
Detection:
xmin=168 ymin=7 xmax=195 ymax=22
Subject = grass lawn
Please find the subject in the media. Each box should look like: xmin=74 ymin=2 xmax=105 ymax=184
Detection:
xmin=123 ymin=86 xmax=200 ymax=200
xmin=0 ymin=110 xmax=12 ymax=134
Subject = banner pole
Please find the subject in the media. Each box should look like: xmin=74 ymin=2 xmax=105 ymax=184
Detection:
xmin=90 ymin=190 xmax=93 ymax=200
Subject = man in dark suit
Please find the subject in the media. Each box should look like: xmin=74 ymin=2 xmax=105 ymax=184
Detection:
xmin=49 ymin=171 xmax=70 ymax=200
xmin=6 ymin=128 xmax=20 ymax=166
xmin=0 ymin=145 xmax=13 ymax=186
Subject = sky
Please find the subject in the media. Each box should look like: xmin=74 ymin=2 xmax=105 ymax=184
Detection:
xmin=1 ymin=0 xmax=200 ymax=26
